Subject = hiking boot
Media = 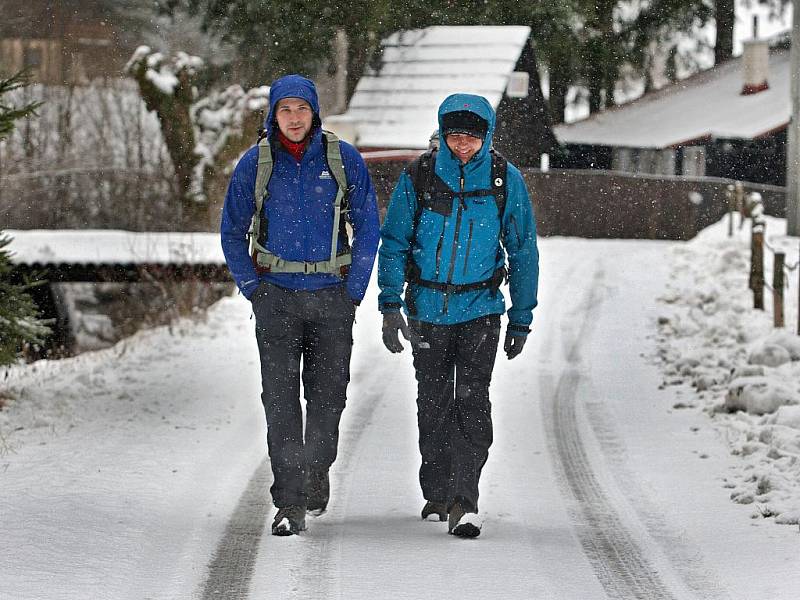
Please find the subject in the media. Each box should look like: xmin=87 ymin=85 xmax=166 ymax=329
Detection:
xmin=271 ymin=505 xmax=306 ymax=536
xmin=305 ymin=468 xmax=330 ymax=515
xmin=421 ymin=501 xmax=448 ymax=522
xmin=448 ymin=502 xmax=481 ymax=538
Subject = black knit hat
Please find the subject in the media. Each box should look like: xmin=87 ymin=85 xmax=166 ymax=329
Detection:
xmin=441 ymin=110 xmax=488 ymax=139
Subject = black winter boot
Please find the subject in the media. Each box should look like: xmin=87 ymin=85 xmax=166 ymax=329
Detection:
xmin=448 ymin=502 xmax=481 ymax=538
xmin=305 ymin=468 xmax=330 ymax=515
xmin=421 ymin=501 xmax=448 ymax=522
xmin=272 ymin=505 xmax=306 ymax=536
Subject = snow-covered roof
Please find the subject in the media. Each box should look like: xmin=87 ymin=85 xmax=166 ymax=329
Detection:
xmin=339 ymin=26 xmax=531 ymax=149
xmin=555 ymin=47 xmax=791 ymax=149
xmin=6 ymin=230 xmax=224 ymax=266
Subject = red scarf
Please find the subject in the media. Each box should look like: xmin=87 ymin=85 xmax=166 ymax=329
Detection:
xmin=277 ymin=130 xmax=309 ymax=162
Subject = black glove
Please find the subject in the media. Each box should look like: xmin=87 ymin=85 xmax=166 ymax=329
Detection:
xmin=382 ymin=312 xmax=412 ymax=353
xmin=503 ymin=331 xmax=527 ymax=360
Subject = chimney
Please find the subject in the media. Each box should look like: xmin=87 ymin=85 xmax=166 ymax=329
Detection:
xmin=741 ymin=39 xmax=770 ymax=95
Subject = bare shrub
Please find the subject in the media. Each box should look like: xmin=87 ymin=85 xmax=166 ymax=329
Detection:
xmin=0 ymin=80 xmax=184 ymax=231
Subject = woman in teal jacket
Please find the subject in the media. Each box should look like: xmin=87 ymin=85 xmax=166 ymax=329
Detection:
xmin=377 ymin=93 xmax=539 ymax=538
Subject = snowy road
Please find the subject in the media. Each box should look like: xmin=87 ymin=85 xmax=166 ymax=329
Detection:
xmin=238 ymin=240 xmax=726 ymax=600
xmin=2 ymin=237 xmax=799 ymax=600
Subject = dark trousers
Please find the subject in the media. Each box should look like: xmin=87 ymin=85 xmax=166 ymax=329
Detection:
xmin=253 ymin=282 xmax=355 ymax=508
xmin=410 ymin=314 xmax=501 ymax=513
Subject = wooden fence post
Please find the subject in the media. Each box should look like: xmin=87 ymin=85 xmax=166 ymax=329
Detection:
xmin=736 ymin=181 xmax=746 ymax=228
xmin=773 ymin=252 xmax=785 ymax=327
xmin=727 ymin=184 xmax=735 ymax=237
xmin=750 ymin=225 xmax=765 ymax=310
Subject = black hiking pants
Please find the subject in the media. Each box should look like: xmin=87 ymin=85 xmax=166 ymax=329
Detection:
xmin=410 ymin=314 xmax=501 ymax=514
xmin=252 ymin=282 xmax=355 ymax=508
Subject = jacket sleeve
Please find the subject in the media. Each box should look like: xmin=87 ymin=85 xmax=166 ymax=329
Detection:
xmin=502 ymin=165 xmax=539 ymax=334
xmin=341 ymin=143 xmax=380 ymax=302
xmin=377 ymin=171 xmax=417 ymax=313
xmin=220 ymin=146 xmax=260 ymax=300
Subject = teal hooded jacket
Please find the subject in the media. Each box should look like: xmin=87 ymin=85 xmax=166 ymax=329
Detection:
xmin=377 ymin=93 xmax=539 ymax=332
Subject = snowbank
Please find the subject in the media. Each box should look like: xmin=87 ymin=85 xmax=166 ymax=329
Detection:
xmin=656 ymin=215 xmax=800 ymax=524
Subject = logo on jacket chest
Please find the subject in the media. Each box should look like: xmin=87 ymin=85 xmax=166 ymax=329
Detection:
xmin=319 ymin=170 xmax=332 ymax=180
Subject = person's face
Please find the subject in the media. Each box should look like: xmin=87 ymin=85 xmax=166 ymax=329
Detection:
xmin=275 ymin=97 xmax=313 ymax=142
xmin=445 ymin=133 xmax=483 ymax=164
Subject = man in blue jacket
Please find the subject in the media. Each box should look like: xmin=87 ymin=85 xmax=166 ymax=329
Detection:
xmin=378 ymin=94 xmax=539 ymax=538
xmin=221 ymin=74 xmax=380 ymax=536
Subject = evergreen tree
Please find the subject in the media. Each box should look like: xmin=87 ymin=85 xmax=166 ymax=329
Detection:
xmin=0 ymin=71 xmax=39 ymax=139
xmin=158 ymin=0 xmax=736 ymax=122
xmin=0 ymin=236 xmax=50 ymax=365
xmin=0 ymin=71 xmax=49 ymax=366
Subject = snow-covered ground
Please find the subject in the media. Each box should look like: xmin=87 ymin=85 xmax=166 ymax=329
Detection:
xmin=1 ymin=219 xmax=799 ymax=600
xmin=655 ymin=215 xmax=800 ymax=525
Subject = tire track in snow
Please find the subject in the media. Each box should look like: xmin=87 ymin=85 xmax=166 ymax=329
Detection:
xmin=583 ymin=403 xmax=731 ymax=600
xmin=201 ymin=458 xmax=272 ymax=600
xmin=541 ymin=261 xmax=679 ymax=600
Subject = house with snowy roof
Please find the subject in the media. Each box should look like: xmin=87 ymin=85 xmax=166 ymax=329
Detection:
xmin=0 ymin=0 xmax=127 ymax=85
xmin=553 ymin=38 xmax=790 ymax=186
xmin=326 ymin=25 xmax=557 ymax=167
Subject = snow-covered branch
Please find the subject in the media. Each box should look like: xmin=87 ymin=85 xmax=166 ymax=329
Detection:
xmin=126 ymin=46 xmax=268 ymax=226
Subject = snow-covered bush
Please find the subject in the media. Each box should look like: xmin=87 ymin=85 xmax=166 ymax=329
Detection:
xmin=125 ymin=46 xmax=268 ymax=227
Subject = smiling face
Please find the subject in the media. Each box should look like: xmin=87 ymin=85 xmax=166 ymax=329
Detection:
xmin=445 ymin=132 xmax=483 ymax=164
xmin=275 ymin=97 xmax=313 ymax=142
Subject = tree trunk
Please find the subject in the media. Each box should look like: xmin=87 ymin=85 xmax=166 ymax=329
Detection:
xmin=548 ymin=57 xmax=570 ymax=125
xmin=128 ymin=57 xmax=206 ymax=228
xmin=715 ymin=0 xmax=735 ymax=64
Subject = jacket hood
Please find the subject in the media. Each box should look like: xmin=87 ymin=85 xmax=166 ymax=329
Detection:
xmin=437 ymin=94 xmax=495 ymax=164
xmin=264 ymin=74 xmax=321 ymax=138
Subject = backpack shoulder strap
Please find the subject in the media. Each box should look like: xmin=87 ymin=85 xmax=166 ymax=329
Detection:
xmin=321 ymin=130 xmax=348 ymax=263
xmin=490 ymin=149 xmax=508 ymax=220
xmin=321 ymin=130 xmax=348 ymax=193
xmin=406 ymin=149 xmax=437 ymax=227
xmin=250 ymin=137 xmax=275 ymax=252
xmin=254 ymin=136 xmax=275 ymax=214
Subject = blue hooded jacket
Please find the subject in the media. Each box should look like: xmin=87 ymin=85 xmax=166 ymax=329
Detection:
xmin=220 ymin=74 xmax=380 ymax=301
xmin=377 ymin=93 xmax=539 ymax=331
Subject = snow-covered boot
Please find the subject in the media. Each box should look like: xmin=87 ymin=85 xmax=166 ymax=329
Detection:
xmin=421 ymin=501 xmax=448 ymax=522
xmin=305 ymin=468 xmax=330 ymax=515
xmin=271 ymin=505 xmax=307 ymax=536
xmin=448 ymin=502 xmax=481 ymax=538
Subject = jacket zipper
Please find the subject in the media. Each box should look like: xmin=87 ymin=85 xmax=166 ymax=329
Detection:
xmin=443 ymin=166 xmax=466 ymax=314
xmin=462 ymin=220 xmax=474 ymax=277
xmin=433 ymin=221 xmax=445 ymax=280
xmin=298 ymin=160 xmax=306 ymax=261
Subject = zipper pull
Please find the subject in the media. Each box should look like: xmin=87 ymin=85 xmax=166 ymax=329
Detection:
xmin=459 ymin=167 xmax=466 ymax=210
